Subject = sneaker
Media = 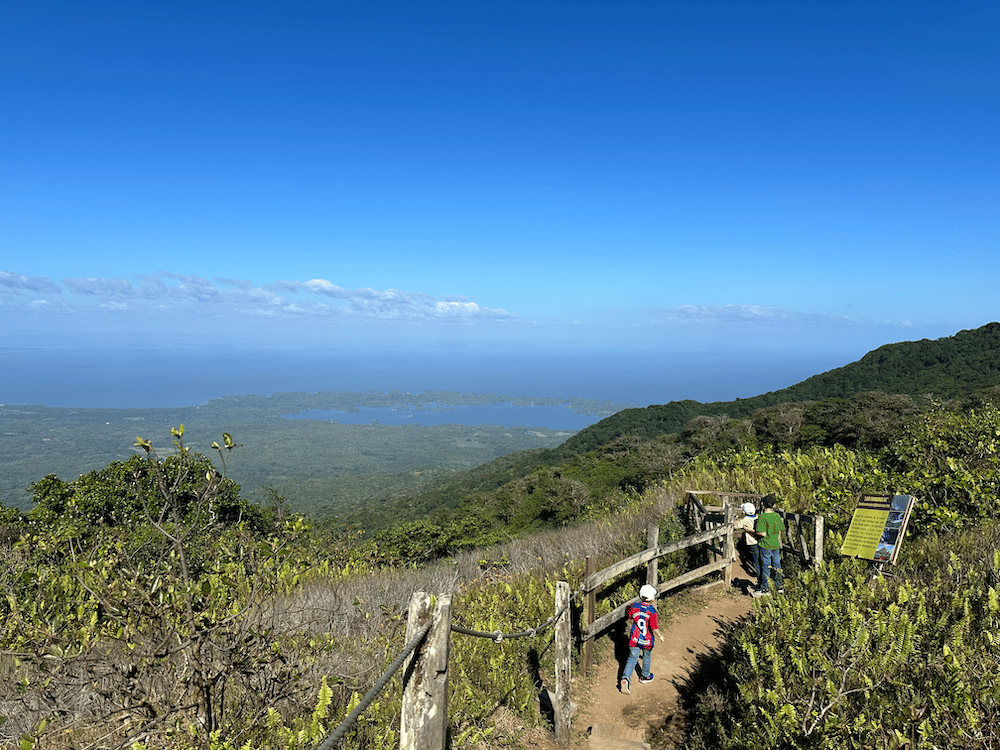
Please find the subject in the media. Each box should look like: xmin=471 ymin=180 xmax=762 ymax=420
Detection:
xmin=777 ymin=588 xmax=785 ymax=594
xmin=620 ymin=678 xmax=630 ymax=695
xmin=752 ymin=589 xmax=771 ymax=598
xmin=638 ymin=673 xmax=655 ymax=684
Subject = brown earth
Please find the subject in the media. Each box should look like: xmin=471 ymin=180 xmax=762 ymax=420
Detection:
xmin=511 ymin=582 xmax=756 ymax=749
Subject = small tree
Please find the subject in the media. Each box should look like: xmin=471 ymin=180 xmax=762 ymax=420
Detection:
xmin=4 ymin=426 xmax=313 ymax=748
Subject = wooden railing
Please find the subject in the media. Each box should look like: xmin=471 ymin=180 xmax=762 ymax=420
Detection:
xmin=687 ymin=490 xmax=826 ymax=566
xmin=319 ymin=490 xmax=826 ymax=749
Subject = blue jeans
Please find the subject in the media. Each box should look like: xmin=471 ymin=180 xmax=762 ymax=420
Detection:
xmin=622 ymin=646 xmax=652 ymax=681
xmin=758 ymin=547 xmax=783 ymax=592
xmin=744 ymin=543 xmax=761 ymax=583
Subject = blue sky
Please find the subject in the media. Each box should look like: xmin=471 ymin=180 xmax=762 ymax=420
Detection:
xmin=2 ymin=0 xmax=998 ymax=405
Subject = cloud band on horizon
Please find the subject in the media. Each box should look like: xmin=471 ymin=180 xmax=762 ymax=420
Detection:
xmin=1 ymin=270 xmax=515 ymax=323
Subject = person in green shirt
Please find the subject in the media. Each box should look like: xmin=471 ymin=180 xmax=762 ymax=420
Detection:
xmin=752 ymin=494 xmax=785 ymax=596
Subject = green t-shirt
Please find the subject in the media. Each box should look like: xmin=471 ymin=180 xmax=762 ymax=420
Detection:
xmin=755 ymin=511 xmax=785 ymax=550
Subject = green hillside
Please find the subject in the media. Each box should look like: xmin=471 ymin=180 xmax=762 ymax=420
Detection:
xmin=551 ymin=322 xmax=1000 ymax=459
xmin=374 ymin=322 xmax=1000 ymax=547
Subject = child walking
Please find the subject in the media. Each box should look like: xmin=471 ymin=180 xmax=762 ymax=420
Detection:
xmin=619 ymin=584 xmax=659 ymax=695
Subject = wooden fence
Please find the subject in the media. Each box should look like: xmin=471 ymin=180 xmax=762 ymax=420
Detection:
xmin=329 ymin=490 xmax=826 ymax=749
xmin=686 ymin=490 xmax=826 ymax=567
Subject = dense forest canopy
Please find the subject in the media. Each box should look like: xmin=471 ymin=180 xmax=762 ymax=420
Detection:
xmin=551 ymin=322 xmax=1000 ymax=457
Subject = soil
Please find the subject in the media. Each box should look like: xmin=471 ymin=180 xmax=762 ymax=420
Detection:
xmin=512 ymin=583 xmax=755 ymax=749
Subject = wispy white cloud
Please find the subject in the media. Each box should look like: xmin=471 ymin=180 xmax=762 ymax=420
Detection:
xmin=267 ymin=278 xmax=512 ymax=320
xmin=215 ymin=277 xmax=254 ymax=289
xmin=0 ymin=270 xmax=62 ymax=295
xmin=62 ymin=276 xmax=135 ymax=297
xmin=652 ymin=304 xmax=862 ymax=327
xmin=2 ymin=270 xmax=515 ymax=324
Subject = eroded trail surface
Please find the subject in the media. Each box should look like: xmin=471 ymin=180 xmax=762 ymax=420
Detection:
xmin=524 ymin=586 xmax=754 ymax=749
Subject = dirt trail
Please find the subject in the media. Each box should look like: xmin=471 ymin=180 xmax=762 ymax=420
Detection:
xmin=522 ymin=584 xmax=755 ymax=749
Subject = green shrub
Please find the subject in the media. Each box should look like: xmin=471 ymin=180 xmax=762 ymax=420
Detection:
xmin=683 ymin=525 xmax=1000 ymax=750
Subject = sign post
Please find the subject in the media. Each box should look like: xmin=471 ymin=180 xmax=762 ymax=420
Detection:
xmin=840 ymin=494 xmax=917 ymax=565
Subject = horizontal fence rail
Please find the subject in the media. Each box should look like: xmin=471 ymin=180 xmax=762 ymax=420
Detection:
xmin=581 ymin=524 xmax=735 ymax=641
xmin=688 ymin=490 xmax=826 ymax=567
xmin=318 ymin=489 xmax=825 ymax=748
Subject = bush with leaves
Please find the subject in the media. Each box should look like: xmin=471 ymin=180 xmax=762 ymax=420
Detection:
xmin=881 ymin=401 xmax=1000 ymax=531
xmin=0 ymin=427 xmax=331 ymax=748
xmin=681 ymin=524 xmax=1000 ymax=750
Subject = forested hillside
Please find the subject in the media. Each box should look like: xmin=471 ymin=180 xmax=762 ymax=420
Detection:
xmin=372 ymin=322 xmax=1000 ymax=553
xmin=551 ymin=322 xmax=1000 ymax=458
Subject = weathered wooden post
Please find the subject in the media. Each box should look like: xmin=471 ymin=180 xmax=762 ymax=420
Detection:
xmin=554 ymin=581 xmax=572 ymax=745
xmin=687 ymin=492 xmax=700 ymax=532
xmin=401 ymin=592 xmax=452 ymax=750
xmin=646 ymin=523 xmax=659 ymax=589
xmin=798 ymin=514 xmax=812 ymax=563
xmin=723 ymin=500 xmax=734 ymax=587
xmin=582 ymin=556 xmax=595 ymax=674
xmin=814 ymin=514 xmax=825 ymax=566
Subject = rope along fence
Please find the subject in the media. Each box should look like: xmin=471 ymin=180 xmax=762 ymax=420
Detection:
xmin=316 ymin=620 xmax=433 ymax=750
xmin=450 ymin=582 xmax=586 ymax=642
xmin=315 ymin=584 xmax=586 ymax=749
xmin=314 ymin=495 xmax=823 ymax=749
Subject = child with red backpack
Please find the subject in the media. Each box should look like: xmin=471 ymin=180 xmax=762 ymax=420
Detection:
xmin=619 ymin=584 xmax=659 ymax=694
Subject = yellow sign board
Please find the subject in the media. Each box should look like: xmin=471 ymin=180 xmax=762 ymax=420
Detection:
xmin=840 ymin=494 xmax=916 ymax=564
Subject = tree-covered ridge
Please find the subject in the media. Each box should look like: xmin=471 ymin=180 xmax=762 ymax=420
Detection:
xmin=367 ymin=390 xmax=1000 ymax=560
xmin=761 ymin=320 xmax=1000 ymax=403
xmin=552 ymin=322 xmax=1000 ymax=458
xmin=366 ymin=321 xmax=1000 ymax=548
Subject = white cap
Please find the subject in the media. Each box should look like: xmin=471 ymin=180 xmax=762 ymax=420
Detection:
xmin=742 ymin=502 xmax=756 ymax=516
xmin=639 ymin=584 xmax=657 ymax=601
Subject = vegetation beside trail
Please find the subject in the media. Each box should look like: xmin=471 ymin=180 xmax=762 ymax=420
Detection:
xmin=0 ymin=425 xmax=678 ymax=749
xmin=677 ymin=522 xmax=1000 ymax=750
xmin=3 ymin=323 xmax=1000 ymax=748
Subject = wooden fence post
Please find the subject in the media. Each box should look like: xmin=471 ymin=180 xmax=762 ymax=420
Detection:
xmin=583 ymin=556 xmax=595 ymax=674
xmin=646 ymin=524 xmax=659 ymax=589
xmin=814 ymin=515 xmax=825 ymax=566
xmin=723 ymin=500 xmax=734 ymax=587
xmin=554 ymin=581 xmax=572 ymax=745
xmin=400 ymin=592 xmax=452 ymax=750
xmin=798 ymin=517 xmax=812 ymax=564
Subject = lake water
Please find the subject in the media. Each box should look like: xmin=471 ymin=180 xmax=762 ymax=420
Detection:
xmin=282 ymin=403 xmax=602 ymax=430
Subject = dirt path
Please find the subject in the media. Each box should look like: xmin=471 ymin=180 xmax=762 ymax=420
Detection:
xmin=521 ymin=584 xmax=755 ymax=749
xmin=579 ymin=585 xmax=752 ymax=744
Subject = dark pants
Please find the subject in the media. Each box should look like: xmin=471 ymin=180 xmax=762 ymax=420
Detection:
xmin=758 ymin=547 xmax=783 ymax=593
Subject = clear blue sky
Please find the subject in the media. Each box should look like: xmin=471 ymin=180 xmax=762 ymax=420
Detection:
xmin=2 ymin=1 xmax=998 ymax=400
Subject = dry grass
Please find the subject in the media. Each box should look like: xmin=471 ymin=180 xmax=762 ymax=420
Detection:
xmin=266 ymin=485 xmax=685 ymax=637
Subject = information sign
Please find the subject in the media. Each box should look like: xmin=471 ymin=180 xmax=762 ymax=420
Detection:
xmin=840 ymin=494 xmax=916 ymax=564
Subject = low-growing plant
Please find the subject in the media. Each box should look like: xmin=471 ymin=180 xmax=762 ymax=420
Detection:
xmin=677 ymin=524 xmax=1000 ymax=750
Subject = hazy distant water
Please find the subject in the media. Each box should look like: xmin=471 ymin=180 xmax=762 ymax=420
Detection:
xmin=283 ymin=403 xmax=600 ymax=430
xmin=1 ymin=342 xmax=849 ymax=410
